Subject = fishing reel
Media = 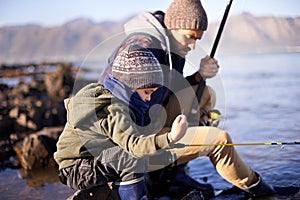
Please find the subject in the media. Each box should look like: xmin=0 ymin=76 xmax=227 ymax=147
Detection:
xmin=199 ymin=109 xmax=221 ymax=127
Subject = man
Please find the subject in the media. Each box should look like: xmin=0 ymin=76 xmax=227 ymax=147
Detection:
xmin=100 ymin=0 xmax=218 ymax=128
xmin=98 ymin=0 xmax=275 ymax=199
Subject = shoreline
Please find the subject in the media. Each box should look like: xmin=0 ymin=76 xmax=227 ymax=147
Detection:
xmin=0 ymin=62 xmax=76 ymax=170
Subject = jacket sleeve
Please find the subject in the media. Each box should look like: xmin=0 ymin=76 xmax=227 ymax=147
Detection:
xmin=100 ymin=102 xmax=170 ymax=158
xmin=185 ymin=71 xmax=204 ymax=86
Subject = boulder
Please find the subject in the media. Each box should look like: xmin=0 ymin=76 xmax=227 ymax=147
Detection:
xmin=66 ymin=184 xmax=120 ymax=200
xmin=13 ymin=126 xmax=63 ymax=170
xmin=44 ymin=63 xmax=74 ymax=100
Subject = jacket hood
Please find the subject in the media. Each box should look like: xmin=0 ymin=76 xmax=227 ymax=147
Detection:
xmin=124 ymin=11 xmax=169 ymax=52
xmin=124 ymin=11 xmax=173 ymax=70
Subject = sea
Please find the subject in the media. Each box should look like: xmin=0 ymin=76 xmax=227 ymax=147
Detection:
xmin=0 ymin=52 xmax=299 ymax=199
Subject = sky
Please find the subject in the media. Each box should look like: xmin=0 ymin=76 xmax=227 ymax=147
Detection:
xmin=0 ymin=0 xmax=299 ymax=27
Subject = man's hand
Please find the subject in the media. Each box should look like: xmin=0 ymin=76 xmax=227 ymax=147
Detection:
xmin=168 ymin=115 xmax=188 ymax=143
xmin=199 ymin=55 xmax=219 ymax=80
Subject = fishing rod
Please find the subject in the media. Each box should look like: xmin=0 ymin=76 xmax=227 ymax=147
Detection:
xmin=184 ymin=141 xmax=300 ymax=147
xmin=210 ymin=0 xmax=233 ymax=58
xmin=192 ymin=0 xmax=233 ymax=121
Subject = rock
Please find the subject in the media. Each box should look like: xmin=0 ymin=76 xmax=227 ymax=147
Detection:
xmin=0 ymin=62 xmax=76 ymax=172
xmin=1 ymin=62 xmax=75 ymax=137
xmin=181 ymin=191 xmax=205 ymax=200
xmin=66 ymin=184 xmax=120 ymax=200
xmin=13 ymin=126 xmax=63 ymax=170
xmin=44 ymin=63 xmax=74 ymax=100
xmin=66 ymin=186 xmax=206 ymax=200
xmin=0 ymin=140 xmax=14 ymax=161
xmin=18 ymin=164 xmax=61 ymax=188
xmin=0 ymin=116 xmax=14 ymax=139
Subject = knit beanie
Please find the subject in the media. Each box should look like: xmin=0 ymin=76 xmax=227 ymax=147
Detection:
xmin=164 ymin=0 xmax=208 ymax=31
xmin=112 ymin=44 xmax=163 ymax=89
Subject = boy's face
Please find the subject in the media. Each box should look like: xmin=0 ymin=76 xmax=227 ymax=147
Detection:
xmin=136 ymin=88 xmax=158 ymax=102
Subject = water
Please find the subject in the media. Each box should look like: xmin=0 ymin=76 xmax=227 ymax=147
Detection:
xmin=1 ymin=53 xmax=300 ymax=199
xmin=0 ymin=166 xmax=74 ymax=199
xmin=188 ymin=52 xmax=300 ymax=198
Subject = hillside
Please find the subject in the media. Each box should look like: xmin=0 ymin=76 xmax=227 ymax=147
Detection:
xmin=0 ymin=13 xmax=299 ymax=64
xmin=202 ymin=13 xmax=300 ymax=54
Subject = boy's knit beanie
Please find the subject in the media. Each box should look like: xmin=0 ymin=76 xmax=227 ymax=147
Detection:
xmin=112 ymin=44 xmax=163 ymax=89
xmin=164 ymin=0 xmax=208 ymax=31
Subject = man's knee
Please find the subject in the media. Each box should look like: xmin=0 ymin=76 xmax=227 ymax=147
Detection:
xmin=207 ymin=85 xmax=216 ymax=108
xmin=218 ymin=131 xmax=233 ymax=144
xmin=200 ymin=85 xmax=216 ymax=110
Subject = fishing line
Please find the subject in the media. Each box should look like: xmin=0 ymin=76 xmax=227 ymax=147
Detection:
xmin=184 ymin=141 xmax=300 ymax=147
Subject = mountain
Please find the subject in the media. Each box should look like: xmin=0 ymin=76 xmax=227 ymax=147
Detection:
xmin=201 ymin=13 xmax=300 ymax=55
xmin=0 ymin=13 xmax=299 ymax=64
xmin=0 ymin=18 xmax=127 ymax=64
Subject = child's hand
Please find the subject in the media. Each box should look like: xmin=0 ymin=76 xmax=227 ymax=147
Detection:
xmin=168 ymin=115 xmax=188 ymax=143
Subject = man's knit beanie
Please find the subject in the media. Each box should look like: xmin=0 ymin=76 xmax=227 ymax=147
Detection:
xmin=164 ymin=0 xmax=208 ymax=31
xmin=112 ymin=44 xmax=163 ymax=89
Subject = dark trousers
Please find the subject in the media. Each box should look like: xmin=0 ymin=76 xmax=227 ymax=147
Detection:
xmin=59 ymin=146 xmax=146 ymax=190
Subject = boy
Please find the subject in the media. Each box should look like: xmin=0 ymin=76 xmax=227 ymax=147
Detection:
xmin=54 ymin=44 xmax=188 ymax=199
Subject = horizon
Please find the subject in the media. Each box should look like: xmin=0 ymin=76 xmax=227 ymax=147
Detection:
xmin=1 ymin=11 xmax=299 ymax=28
xmin=1 ymin=0 xmax=299 ymax=27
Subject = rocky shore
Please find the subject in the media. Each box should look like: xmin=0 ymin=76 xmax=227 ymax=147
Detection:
xmin=0 ymin=62 xmax=76 ymax=170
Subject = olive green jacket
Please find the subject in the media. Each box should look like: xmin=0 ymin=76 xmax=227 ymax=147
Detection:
xmin=54 ymin=83 xmax=170 ymax=170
